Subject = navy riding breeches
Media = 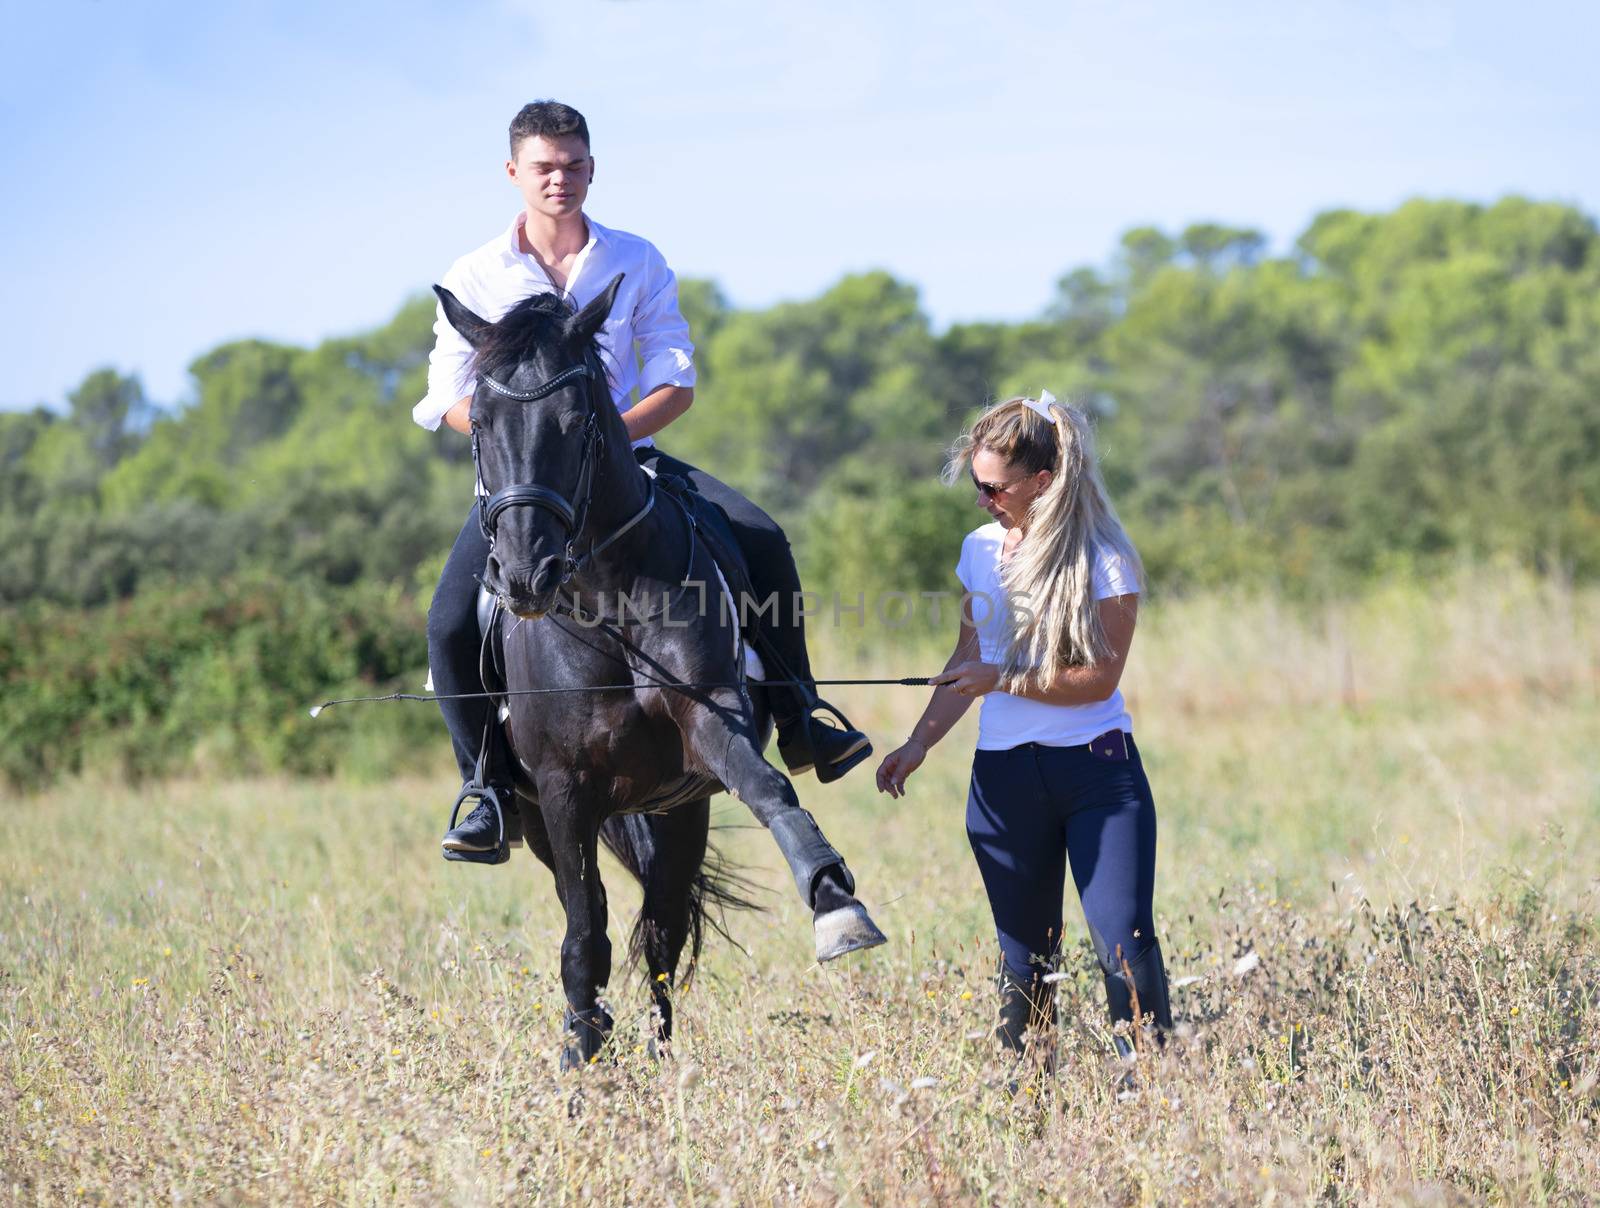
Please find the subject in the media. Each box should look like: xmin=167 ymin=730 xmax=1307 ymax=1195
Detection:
xmin=965 ymin=736 xmax=1160 ymax=984
xmin=426 ymin=506 xmax=499 ymax=785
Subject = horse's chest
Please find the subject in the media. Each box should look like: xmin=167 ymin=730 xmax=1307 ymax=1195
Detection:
xmin=506 ymin=696 xmax=696 ymax=798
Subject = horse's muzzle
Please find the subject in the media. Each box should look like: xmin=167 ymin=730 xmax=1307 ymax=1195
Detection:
xmin=498 ymin=589 xmax=558 ymax=621
xmin=485 ymin=553 xmax=565 ymax=619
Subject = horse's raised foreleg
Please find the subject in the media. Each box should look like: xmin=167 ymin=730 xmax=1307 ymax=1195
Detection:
xmin=540 ymin=800 xmax=614 ymax=1070
xmin=687 ymin=709 xmax=886 ymax=962
xmin=637 ymin=803 xmax=710 ymax=1051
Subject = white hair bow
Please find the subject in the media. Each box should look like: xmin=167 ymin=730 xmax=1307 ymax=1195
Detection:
xmin=1024 ymin=389 xmax=1059 ymax=422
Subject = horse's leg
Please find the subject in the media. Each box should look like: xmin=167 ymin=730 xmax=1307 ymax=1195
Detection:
xmin=686 ymin=706 xmax=886 ymax=961
xmin=540 ymin=800 xmax=614 ymax=1070
xmin=638 ymin=801 xmax=710 ymax=1053
xmin=516 ymin=790 xmax=556 ymax=873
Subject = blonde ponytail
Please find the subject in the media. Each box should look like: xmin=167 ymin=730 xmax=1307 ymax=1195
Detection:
xmin=944 ymin=395 xmax=1142 ymax=692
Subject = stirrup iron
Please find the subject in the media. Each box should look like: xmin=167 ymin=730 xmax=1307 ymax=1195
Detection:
xmin=442 ymin=782 xmax=511 ymax=865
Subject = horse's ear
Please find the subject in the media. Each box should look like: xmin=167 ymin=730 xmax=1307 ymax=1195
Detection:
xmin=433 ymin=285 xmax=493 ymax=348
xmin=566 ymin=273 xmax=625 ymax=345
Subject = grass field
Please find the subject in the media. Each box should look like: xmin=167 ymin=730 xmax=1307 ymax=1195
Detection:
xmin=4 ymin=568 xmax=1598 ymax=1204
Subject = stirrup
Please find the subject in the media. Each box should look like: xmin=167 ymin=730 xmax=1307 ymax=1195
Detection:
xmin=442 ymin=782 xmax=511 ymax=865
xmin=810 ymin=703 xmax=872 ymax=783
xmin=779 ymin=700 xmax=871 ymax=782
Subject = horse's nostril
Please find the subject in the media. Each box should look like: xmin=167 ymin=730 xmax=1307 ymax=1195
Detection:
xmin=529 ymin=556 xmax=564 ymax=596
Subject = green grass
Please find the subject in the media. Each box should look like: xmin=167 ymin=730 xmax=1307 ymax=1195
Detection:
xmin=3 ymin=569 xmax=1598 ymax=1203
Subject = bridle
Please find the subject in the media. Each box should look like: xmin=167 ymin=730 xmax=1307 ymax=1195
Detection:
xmin=470 ymin=355 xmax=655 ymax=590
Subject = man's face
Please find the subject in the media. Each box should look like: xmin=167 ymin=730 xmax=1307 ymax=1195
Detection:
xmin=507 ymin=133 xmax=594 ymax=220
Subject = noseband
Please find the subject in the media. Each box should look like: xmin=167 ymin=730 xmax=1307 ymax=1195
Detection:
xmin=470 ymin=357 xmax=654 ymax=589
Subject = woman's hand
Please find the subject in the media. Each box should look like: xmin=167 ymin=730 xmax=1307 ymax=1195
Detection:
xmin=930 ymin=660 xmax=1002 ymax=698
xmin=875 ymin=740 xmax=927 ymax=799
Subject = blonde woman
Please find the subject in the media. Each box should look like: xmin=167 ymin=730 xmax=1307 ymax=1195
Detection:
xmin=875 ymin=393 xmax=1171 ymax=1062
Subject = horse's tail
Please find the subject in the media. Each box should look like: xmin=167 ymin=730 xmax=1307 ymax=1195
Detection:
xmin=598 ymin=813 xmax=763 ymax=986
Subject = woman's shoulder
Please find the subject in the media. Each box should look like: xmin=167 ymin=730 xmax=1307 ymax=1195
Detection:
xmin=956 ymin=522 xmax=1005 ymax=587
xmin=963 ymin=521 xmax=1006 ymax=551
xmin=1090 ymin=539 xmax=1142 ymax=598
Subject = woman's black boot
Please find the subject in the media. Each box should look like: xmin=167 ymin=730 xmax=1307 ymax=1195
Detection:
xmin=1102 ymin=940 xmax=1173 ymax=1053
xmin=996 ymin=965 xmax=1057 ymax=1090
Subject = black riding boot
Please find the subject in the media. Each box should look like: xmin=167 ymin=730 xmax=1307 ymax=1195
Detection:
xmin=439 ymin=705 xmax=522 ymax=860
xmin=442 ymin=778 xmax=522 ymax=860
xmin=774 ymin=692 xmax=873 ymax=784
xmin=996 ymin=964 xmax=1057 ymax=1088
xmin=437 ymin=652 xmax=520 ymax=860
xmin=430 ymin=510 xmax=524 ymax=861
xmin=1102 ymin=940 xmax=1173 ymax=1056
xmin=697 ymin=571 xmax=874 ymax=783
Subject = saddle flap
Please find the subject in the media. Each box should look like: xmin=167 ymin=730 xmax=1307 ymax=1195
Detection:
xmin=655 ymin=474 xmax=758 ymax=606
xmin=476 ymin=584 xmax=498 ymax=642
xmin=476 ymin=586 xmax=508 ymax=704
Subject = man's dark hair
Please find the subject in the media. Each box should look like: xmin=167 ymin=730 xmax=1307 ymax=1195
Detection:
xmin=509 ymin=101 xmax=591 ymax=158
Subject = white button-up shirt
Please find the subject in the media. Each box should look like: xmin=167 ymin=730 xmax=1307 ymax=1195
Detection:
xmin=413 ymin=212 xmax=696 ymax=448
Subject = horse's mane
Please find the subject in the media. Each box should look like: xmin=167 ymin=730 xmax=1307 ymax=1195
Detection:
xmin=470 ymin=291 xmax=578 ymax=380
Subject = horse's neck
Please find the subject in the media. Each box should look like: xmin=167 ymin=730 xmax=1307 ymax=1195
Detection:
xmin=575 ymin=426 xmax=682 ymax=596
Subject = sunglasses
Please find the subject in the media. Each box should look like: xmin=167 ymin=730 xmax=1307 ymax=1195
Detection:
xmin=969 ymin=470 xmax=1030 ymax=499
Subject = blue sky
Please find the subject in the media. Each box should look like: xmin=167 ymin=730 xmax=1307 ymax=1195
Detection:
xmin=3 ymin=0 xmax=1596 ymax=410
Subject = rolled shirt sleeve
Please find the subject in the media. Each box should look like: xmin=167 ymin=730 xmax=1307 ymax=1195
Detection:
xmin=412 ymin=261 xmax=477 ymax=432
xmin=633 ymin=246 xmax=696 ymax=397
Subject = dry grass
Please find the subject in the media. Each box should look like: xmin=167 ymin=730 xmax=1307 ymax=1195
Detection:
xmin=3 ymin=569 xmax=1598 ymax=1204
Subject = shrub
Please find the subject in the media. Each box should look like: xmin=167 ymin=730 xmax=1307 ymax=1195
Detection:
xmin=0 ymin=574 xmax=440 ymax=787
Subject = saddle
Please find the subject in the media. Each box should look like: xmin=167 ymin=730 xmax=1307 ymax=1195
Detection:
xmin=654 ymin=470 xmax=769 ymax=678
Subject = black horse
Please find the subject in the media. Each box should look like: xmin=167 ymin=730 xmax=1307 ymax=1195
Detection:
xmin=434 ymin=275 xmax=886 ymax=1066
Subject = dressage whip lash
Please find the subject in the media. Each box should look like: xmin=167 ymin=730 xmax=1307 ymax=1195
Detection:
xmin=308 ymin=676 xmax=939 ymax=717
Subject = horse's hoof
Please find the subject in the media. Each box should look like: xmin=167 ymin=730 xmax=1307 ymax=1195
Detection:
xmin=814 ymin=901 xmax=887 ymax=962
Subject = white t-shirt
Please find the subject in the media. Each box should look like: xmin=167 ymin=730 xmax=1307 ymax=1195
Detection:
xmin=954 ymin=522 xmax=1138 ymax=751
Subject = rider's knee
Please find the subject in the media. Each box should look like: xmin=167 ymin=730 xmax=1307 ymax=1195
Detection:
xmin=426 ymin=579 xmax=479 ymax=649
xmin=736 ymin=520 xmax=795 ymax=580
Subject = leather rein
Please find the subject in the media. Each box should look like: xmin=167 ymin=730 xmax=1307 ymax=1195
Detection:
xmin=470 ymin=357 xmax=656 ymax=589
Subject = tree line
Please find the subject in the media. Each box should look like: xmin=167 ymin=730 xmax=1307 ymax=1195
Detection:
xmin=4 ymin=196 xmax=1597 ymax=782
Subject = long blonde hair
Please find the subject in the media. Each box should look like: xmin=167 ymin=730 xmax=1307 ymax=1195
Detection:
xmin=943 ymin=396 xmax=1143 ymax=691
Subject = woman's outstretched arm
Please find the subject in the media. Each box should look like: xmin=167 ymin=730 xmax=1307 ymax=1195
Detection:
xmin=875 ymin=618 xmax=981 ymax=799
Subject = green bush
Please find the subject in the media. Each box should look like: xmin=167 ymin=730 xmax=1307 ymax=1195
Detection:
xmin=0 ymin=575 xmax=441 ymax=788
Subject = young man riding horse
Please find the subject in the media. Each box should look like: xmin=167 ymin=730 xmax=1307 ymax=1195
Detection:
xmin=414 ymin=101 xmax=872 ymax=853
